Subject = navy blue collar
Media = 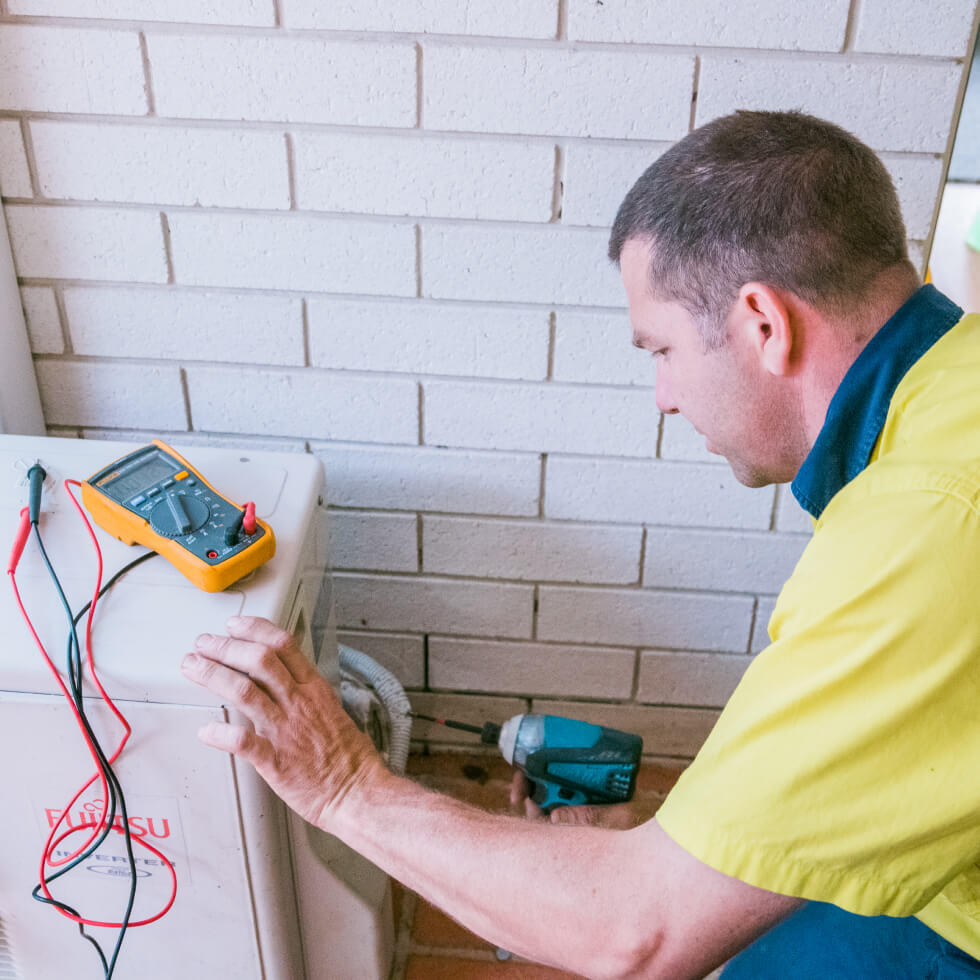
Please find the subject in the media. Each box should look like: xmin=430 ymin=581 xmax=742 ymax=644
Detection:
xmin=791 ymin=284 xmax=963 ymax=520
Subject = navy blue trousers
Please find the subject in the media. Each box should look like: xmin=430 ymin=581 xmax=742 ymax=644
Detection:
xmin=722 ymin=902 xmax=980 ymax=979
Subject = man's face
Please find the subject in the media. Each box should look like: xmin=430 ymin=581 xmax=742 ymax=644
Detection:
xmin=620 ymin=240 xmax=800 ymax=487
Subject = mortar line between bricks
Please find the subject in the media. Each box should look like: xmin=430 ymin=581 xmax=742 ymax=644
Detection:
xmin=689 ymin=55 xmax=701 ymax=131
xmin=768 ymin=483 xmax=782 ymax=531
xmin=284 ymin=131 xmax=298 ymax=209
xmin=416 ymin=512 xmax=424 ymax=572
xmin=630 ymin=648 xmax=642 ymax=700
xmin=417 ymin=380 xmax=424 ymax=444
xmin=551 ymin=143 xmax=565 ymax=222
xmin=51 ymin=285 xmax=74 ymax=354
xmin=655 ymin=411 xmax=666 ymax=457
xmin=545 ymin=312 xmax=556 ymax=379
xmin=271 ymin=0 xmax=282 ymax=29
xmin=538 ymin=453 xmax=548 ymax=518
xmin=300 ymin=297 xmax=310 ymax=366
xmin=18 ymin=118 xmax=41 ymax=198
xmin=842 ymin=0 xmax=863 ymax=53
xmin=638 ymin=525 xmax=648 ymax=585
xmin=0 ymin=18 xmax=959 ymax=65
xmin=414 ymin=223 xmax=423 ymax=298
xmin=415 ymin=42 xmax=424 ymax=128
xmin=0 ymin=110 xmax=955 ymax=158
xmin=138 ymin=32 xmax=156 ymax=115
xmin=159 ymin=211 xmax=175 ymax=283
xmin=747 ymin=597 xmax=760 ymax=655
xmin=557 ymin=0 xmax=568 ymax=41
xmin=179 ymin=366 xmax=194 ymax=430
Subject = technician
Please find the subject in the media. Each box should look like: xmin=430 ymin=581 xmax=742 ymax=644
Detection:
xmin=181 ymin=110 xmax=980 ymax=979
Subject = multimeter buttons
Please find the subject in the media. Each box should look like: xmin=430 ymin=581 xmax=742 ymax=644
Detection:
xmin=148 ymin=493 xmax=210 ymax=538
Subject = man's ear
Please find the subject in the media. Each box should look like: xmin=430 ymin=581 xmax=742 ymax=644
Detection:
xmin=732 ymin=282 xmax=796 ymax=376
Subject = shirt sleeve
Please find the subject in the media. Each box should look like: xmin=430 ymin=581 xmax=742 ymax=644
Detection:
xmin=656 ymin=474 xmax=980 ymax=916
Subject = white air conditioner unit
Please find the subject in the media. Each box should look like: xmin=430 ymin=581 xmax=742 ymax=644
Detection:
xmin=0 ymin=435 xmax=394 ymax=979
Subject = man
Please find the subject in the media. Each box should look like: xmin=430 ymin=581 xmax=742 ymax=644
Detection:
xmin=180 ymin=111 xmax=980 ymax=978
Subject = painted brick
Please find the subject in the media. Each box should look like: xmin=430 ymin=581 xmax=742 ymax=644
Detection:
xmin=20 ymin=286 xmax=63 ymax=354
xmin=424 ymin=380 xmax=658 ymax=457
xmin=333 ymin=572 xmax=534 ymax=638
xmin=775 ymin=484 xmax=815 ymax=535
xmin=336 ymin=630 xmax=425 ymax=689
xmin=65 ymin=287 xmax=304 ymax=365
xmin=659 ymin=413 xmax=718 ymax=464
xmin=643 ymin=528 xmax=808 ymax=594
xmin=308 ymin=299 xmax=549 ymax=380
xmin=696 ymin=57 xmax=963 ymax=153
xmin=637 ymin=651 xmax=751 ymax=708
xmin=311 ymin=443 xmax=541 ymax=516
xmin=852 ymin=0 xmax=978 ymax=57
xmin=167 ymin=213 xmax=416 ymax=295
xmin=282 ymin=0 xmax=558 ymax=37
xmin=294 ymin=132 xmax=554 ymax=222
xmin=149 ymin=35 xmax=416 ymax=127
xmin=568 ymin=0 xmax=849 ymax=49
xmin=0 ymin=120 xmax=32 ymax=198
xmin=408 ymin=692 xmax=529 ymax=746
xmin=546 ymin=456 xmax=774 ymax=529
xmin=5 ymin=205 xmax=168 ymax=282
xmin=428 ymin=637 xmax=635 ymax=698
xmin=30 ymin=121 xmax=289 ymax=210
xmin=423 ymin=225 xmax=623 ymax=306
xmin=752 ymin=596 xmax=779 ymax=653
xmin=562 ymin=141 xmax=668 ymax=228
xmin=0 ymin=25 xmax=146 ymax=115
xmin=531 ymin=699 xmax=721 ymax=758
xmin=35 ymin=359 xmax=186 ymax=429
xmin=424 ymin=47 xmax=694 ymax=140
xmin=882 ymin=154 xmax=946 ymax=241
xmin=552 ymin=310 xmax=655 ymax=386
xmin=329 ymin=510 xmax=418 ymax=573
xmin=423 ymin=516 xmax=641 ymax=583
xmin=185 ymin=366 xmax=419 ymax=444
xmin=7 ymin=0 xmax=275 ymax=24
xmin=537 ymin=585 xmax=754 ymax=651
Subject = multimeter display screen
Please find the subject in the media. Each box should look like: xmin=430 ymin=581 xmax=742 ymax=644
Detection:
xmin=101 ymin=453 xmax=178 ymax=501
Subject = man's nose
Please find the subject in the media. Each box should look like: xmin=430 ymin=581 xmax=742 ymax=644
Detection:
xmin=654 ymin=369 xmax=679 ymax=414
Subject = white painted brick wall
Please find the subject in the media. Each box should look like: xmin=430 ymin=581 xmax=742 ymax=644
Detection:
xmin=312 ymin=443 xmax=541 ymax=516
xmin=168 ymin=213 xmax=417 ymax=295
xmin=423 ymin=516 xmax=642 ymax=583
xmin=424 ymin=47 xmax=694 ymax=140
xmin=185 ymin=366 xmax=419 ymax=443
xmin=6 ymin=205 xmax=168 ymax=282
xmin=852 ymin=0 xmax=979 ymax=57
xmin=5 ymin=1 xmax=971 ymax=759
xmin=546 ymin=457 xmax=774 ymax=528
xmin=20 ymin=286 xmax=63 ymax=354
xmin=424 ymin=379 xmax=659 ymax=456
xmin=330 ymin=510 xmax=419 ymax=572
xmin=35 ymin=360 xmax=187 ymax=429
xmin=696 ymin=57 xmax=963 ymax=153
xmin=637 ymin=651 xmax=752 ymax=709
xmin=423 ymin=226 xmax=623 ymax=306
xmin=66 ymin=287 xmax=305 ymax=365
xmin=0 ymin=120 xmax=32 ymax=199
xmin=566 ymin=0 xmax=850 ymax=50
xmin=334 ymin=572 xmax=534 ymax=637
xmin=308 ymin=299 xmax=550 ymax=379
xmin=30 ymin=122 xmax=291 ymax=210
xmin=0 ymin=25 xmax=146 ymax=115
xmin=281 ymin=0 xmax=558 ymax=38
xmin=294 ymin=133 xmax=555 ymax=222
xmin=537 ymin=586 xmax=755 ymax=651
xmin=428 ymin=638 xmax=635 ymax=699
xmin=7 ymin=0 xmax=276 ymax=25
xmin=148 ymin=35 xmax=416 ymax=127
xmin=552 ymin=311 xmax=656 ymax=386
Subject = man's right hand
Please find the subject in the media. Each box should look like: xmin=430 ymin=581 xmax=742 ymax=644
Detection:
xmin=509 ymin=770 xmax=651 ymax=829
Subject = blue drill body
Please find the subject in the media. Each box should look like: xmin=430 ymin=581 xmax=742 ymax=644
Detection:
xmin=493 ymin=713 xmax=643 ymax=813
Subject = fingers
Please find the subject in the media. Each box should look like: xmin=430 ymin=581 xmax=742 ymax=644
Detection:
xmin=197 ymin=720 xmax=272 ymax=765
xmin=225 ymin=615 xmax=318 ymax=684
xmin=181 ymin=651 xmax=281 ymax=724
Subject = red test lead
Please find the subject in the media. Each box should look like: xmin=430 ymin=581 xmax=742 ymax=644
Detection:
xmin=7 ymin=507 xmax=31 ymax=575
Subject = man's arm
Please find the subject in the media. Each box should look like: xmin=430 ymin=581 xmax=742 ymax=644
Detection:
xmin=181 ymin=616 xmax=801 ymax=980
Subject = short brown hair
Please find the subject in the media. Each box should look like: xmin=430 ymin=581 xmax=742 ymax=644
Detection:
xmin=609 ymin=110 xmax=915 ymax=346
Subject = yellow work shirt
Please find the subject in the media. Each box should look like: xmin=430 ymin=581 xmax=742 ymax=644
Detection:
xmin=657 ymin=288 xmax=980 ymax=957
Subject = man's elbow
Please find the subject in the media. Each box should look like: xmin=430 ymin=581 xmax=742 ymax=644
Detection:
xmin=583 ymin=923 xmax=670 ymax=980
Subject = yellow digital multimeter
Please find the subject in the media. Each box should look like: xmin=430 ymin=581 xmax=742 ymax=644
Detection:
xmin=81 ymin=440 xmax=275 ymax=592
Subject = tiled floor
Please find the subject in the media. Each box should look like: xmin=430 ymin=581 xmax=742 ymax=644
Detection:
xmin=386 ymin=751 xmax=686 ymax=980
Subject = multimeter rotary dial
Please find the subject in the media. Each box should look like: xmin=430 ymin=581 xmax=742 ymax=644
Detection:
xmin=148 ymin=493 xmax=210 ymax=538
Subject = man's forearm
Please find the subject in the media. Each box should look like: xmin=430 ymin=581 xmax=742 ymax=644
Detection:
xmin=330 ymin=768 xmax=666 ymax=980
